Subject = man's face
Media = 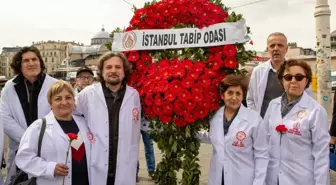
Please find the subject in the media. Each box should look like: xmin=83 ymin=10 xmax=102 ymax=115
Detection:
xmin=21 ymin=51 xmax=41 ymax=79
xmin=102 ymin=57 xmax=125 ymax=86
xmin=76 ymin=71 xmax=94 ymax=89
xmin=267 ymin=35 xmax=288 ymax=63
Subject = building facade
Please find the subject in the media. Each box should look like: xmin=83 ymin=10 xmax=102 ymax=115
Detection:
xmin=53 ymin=27 xmax=111 ymax=80
xmin=332 ymin=30 xmax=336 ymax=51
xmin=0 ymin=47 xmax=21 ymax=78
xmin=33 ymin=40 xmax=83 ymax=74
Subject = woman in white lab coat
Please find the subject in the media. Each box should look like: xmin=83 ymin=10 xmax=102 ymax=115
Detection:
xmin=264 ymin=59 xmax=330 ymax=185
xmin=15 ymin=81 xmax=92 ymax=185
xmin=0 ymin=112 xmax=4 ymax=185
xmin=197 ymin=74 xmax=269 ymax=185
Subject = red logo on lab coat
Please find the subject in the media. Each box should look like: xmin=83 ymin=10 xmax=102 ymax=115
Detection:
xmin=132 ymin=108 xmax=139 ymax=121
xmin=232 ymin=131 xmax=246 ymax=147
xmin=87 ymin=132 xmax=95 ymax=143
xmin=288 ymin=110 xmax=307 ymax=136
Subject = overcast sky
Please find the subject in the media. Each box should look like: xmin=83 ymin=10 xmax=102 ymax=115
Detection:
xmin=0 ymin=0 xmax=335 ymax=52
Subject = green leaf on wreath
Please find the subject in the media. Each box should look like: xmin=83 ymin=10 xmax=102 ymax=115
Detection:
xmin=172 ymin=141 xmax=177 ymax=153
xmin=185 ymin=126 xmax=191 ymax=138
xmin=169 ymin=135 xmax=173 ymax=145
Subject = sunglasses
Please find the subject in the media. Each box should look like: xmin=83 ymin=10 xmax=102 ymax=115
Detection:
xmin=282 ymin=74 xmax=306 ymax=82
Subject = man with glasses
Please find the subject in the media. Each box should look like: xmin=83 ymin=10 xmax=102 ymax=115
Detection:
xmin=74 ymin=66 xmax=94 ymax=96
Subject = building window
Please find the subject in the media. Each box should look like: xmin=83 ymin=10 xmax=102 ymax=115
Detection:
xmin=52 ymin=58 xmax=54 ymax=62
xmin=54 ymin=52 xmax=56 ymax=56
xmin=45 ymin=58 xmax=48 ymax=62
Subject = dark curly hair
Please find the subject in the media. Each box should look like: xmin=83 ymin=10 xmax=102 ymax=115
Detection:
xmin=277 ymin=59 xmax=312 ymax=89
xmin=11 ymin=46 xmax=46 ymax=75
xmin=97 ymin=52 xmax=131 ymax=84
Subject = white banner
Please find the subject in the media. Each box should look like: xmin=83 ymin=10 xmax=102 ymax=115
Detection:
xmin=112 ymin=19 xmax=250 ymax=51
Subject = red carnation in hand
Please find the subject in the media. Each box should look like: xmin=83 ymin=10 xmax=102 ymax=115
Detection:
xmin=275 ymin=124 xmax=288 ymax=135
xmin=67 ymin=133 xmax=78 ymax=141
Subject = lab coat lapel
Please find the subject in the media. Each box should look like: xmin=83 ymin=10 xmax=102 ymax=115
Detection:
xmin=46 ymin=112 xmax=69 ymax=142
xmin=229 ymin=105 xmax=248 ymax=130
xmin=121 ymin=86 xmax=134 ymax=111
xmin=94 ymin=83 xmax=107 ymax=108
xmin=257 ymin=61 xmax=271 ymax=101
xmin=283 ymin=92 xmax=309 ymax=120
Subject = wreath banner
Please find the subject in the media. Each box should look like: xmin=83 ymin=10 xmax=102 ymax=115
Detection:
xmin=109 ymin=0 xmax=255 ymax=184
xmin=112 ymin=19 xmax=249 ymax=51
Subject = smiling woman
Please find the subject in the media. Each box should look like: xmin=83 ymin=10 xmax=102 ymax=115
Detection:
xmin=47 ymin=80 xmax=75 ymax=120
xmin=15 ymin=80 xmax=92 ymax=185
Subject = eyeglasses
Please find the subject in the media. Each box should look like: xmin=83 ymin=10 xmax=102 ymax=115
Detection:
xmin=77 ymin=76 xmax=93 ymax=81
xmin=282 ymin=74 xmax=306 ymax=82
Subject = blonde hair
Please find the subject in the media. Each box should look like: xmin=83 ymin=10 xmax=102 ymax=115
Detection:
xmin=47 ymin=80 xmax=75 ymax=105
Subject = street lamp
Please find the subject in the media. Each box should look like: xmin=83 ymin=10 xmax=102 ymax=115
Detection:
xmin=314 ymin=0 xmax=332 ymax=120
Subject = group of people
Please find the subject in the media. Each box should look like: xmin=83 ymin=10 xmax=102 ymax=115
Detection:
xmin=0 ymin=31 xmax=331 ymax=185
xmin=0 ymin=47 xmax=154 ymax=185
xmin=197 ymin=32 xmax=330 ymax=185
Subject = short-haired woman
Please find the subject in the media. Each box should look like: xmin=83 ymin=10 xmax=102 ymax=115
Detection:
xmin=264 ymin=59 xmax=330 ymax=185
xmin=15 ymin=80 xmax=92 ymax=185
xmin=197 ymin=74 xmax=269 ymax=185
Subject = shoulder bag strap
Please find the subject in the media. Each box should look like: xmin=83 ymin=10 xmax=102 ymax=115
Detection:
xmin=37 ymin=118 xmax=47 ymax=157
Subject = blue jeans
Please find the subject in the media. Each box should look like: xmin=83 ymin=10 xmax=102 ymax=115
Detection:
xmin=137 ymin=130 xmax=155 ymax=174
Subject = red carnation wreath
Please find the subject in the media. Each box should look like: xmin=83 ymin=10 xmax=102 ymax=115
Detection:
xmin=111 ymin=0 xmax=255 ymax=184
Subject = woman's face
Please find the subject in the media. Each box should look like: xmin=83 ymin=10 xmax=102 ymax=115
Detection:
xmin=222 ymin=86 xmax=243 ymax=111
xmin=50 ymin=89 xmax=74 ymax=119
xmin=281 ymin=65 xmax=308 ymax=98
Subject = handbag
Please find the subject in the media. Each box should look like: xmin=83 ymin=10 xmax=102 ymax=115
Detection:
xmin=330 ymin=144 xmax=336 ymax=171
xmin=9 ymin=118 xmax=47 ymax=185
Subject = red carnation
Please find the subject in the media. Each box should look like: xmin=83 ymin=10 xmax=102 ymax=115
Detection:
xmin=128 ymin=51 xmax=140 ymax=62
xmin=67 ymin=133 xmax=78 ymax=141
xmin=162 ymin=103 xmax=174 ymax=116
xmin=154 ymin=95 xmax=164 ymax=106
xmin=165 ymin=89 xmax=177 ymax=102
xmin=275 ymin=124 xmax=288 ymax=135
xmin=224 ymin=57 xmax=238 ymax=69
xmin=160 ymin=115 xmax=172 ymax=124
xmin=174 ymin=117 xmax=188 ymax=128
xmin=223 ymin=45 xmax=237 ymax=57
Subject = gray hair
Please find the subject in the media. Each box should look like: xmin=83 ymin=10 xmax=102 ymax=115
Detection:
xmin=267 ymin=32 xmax=288 ymax=43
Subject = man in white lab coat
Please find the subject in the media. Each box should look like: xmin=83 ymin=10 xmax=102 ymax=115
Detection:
xmin=246 ymin=32 xmax=312 ymax=118
xmin=76 ymin=52 xmax=141 ymax=185
xmin=0 ymin=46 xmax=57 ymax=183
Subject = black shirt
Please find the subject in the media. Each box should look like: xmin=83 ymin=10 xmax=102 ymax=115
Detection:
xmin=58 ymin=119 xmax=89 ymax=185
xmin=102 ymin=83 xmax=126 ymax=185
xmin=13 ymin=73 xmax=46 ymax=126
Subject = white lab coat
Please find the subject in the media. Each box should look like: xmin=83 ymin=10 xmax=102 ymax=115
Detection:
xmin=76 ymin=83 xmax=141 ymax=185
xmin=197 ymin=105 xmax=269 ymax=185
xmin=0 ymin=75 xmax=57 ymax=183
xmin=15 ymin=111 xmax=92 ymax=185
xmin=263 ymin=92 xmax=330 ymax=185
xmin=246 ymin=60 xmax=312 ymax=114
xmin=0 ymin=112 xmax=4 ymax=185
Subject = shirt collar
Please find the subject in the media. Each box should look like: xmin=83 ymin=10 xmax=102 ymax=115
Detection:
xmin=270 ymin=62 xmax=277 ymax=72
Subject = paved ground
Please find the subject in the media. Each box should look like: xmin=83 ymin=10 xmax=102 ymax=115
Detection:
xmin=137 ymin=141 xmax=336 ymax=185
